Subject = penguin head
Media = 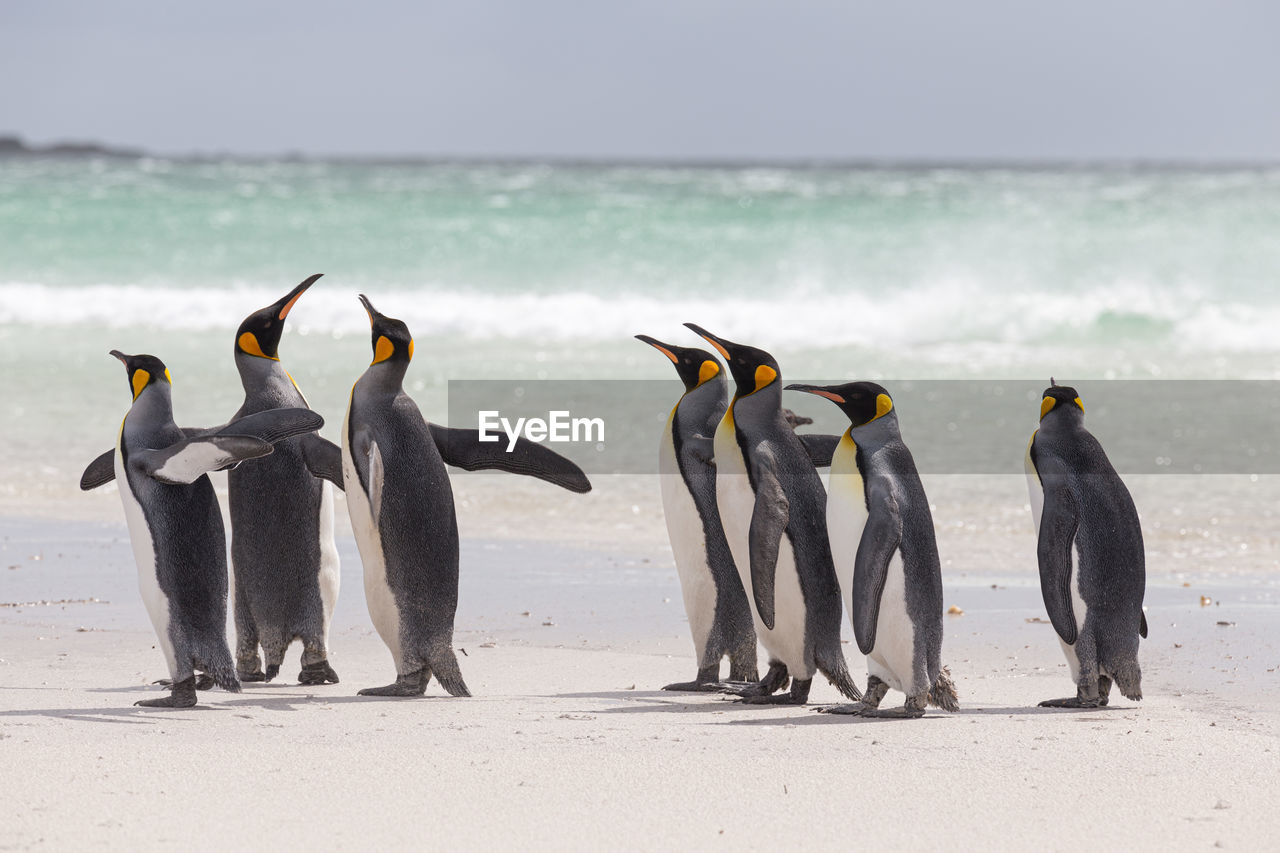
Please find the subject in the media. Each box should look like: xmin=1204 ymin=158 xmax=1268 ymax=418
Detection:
xmin=1040 ymin=379 xmax=1084 ymax=422
xmin=110 ymin=350 xmax=171 ymax=401
xmin=683 ymin=324 xmax=781 ymax=399
xmin=786 ymin=381 xmax=896 ymax=429
xmin=234 ymin=273 xmax=322 ymax=362
xmin=358 ymin=294 xmax=414 ymax=372
xmin=634 ymin=335 xmax=724 ymax=392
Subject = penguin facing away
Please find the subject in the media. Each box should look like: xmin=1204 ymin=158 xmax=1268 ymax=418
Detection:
xmin=787 ymin=381 xmax=958 ymax=718
xmin=227 ymin=274 xmax=345 ymax=685
xmin=103 ymin=351 xmax=323 ymax=707
xmin=1026 ymin=380 xmax=1146 ymax=708
xmin=683 ymin=324 xmax=861 ymax=706
xmin=343 ymin=295 xmax=592 ymax=698
xmin=635 ymin=334 xmax=758 ymax=690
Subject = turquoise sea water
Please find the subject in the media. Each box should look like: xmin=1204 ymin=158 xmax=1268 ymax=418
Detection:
xmin=2 ymin=157 xmax=1279 ymax=519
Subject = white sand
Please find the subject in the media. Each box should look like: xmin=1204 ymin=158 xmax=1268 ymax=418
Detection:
xmin=2 ymin=514 xmax=1278 ymax=851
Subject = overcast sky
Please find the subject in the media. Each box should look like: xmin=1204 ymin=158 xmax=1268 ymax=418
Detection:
xmin=2 ymin=1 xmax=1278 ymax=161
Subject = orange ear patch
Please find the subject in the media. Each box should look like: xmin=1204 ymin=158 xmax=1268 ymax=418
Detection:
xmin=131 ymin=370 xmax=150 ymax=400
xmin=372 ymin=335 xmax=395 ymax=364
xmin=238 ymin=332 xmax=278 ymax=360
xmin=753 ymin=365 xmax=777 ymax=392
xmin=697 ymin=360 xmax=719 ymax=385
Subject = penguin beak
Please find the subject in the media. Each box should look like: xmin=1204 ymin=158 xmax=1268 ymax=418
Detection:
xmin=634 ymin=334 xmax=680 ymax=365
xmin=358 ymin=294 xmax=383 ymax=325
xmin=785 ymin=383 xmax=846 ymax=403
xmin=274 ymin=273 xmax=322 ymax=321
xmin=682 ymin=323 xmax=734 ymax=361
xmin=109 ymin=349 xmax=130 ymax=366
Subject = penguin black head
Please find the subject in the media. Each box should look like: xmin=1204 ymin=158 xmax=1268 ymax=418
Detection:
xmin=234 ymin=273 xmax=322 ymax=361
xmin=683 ymin=324 xmax=780 ymax=398
xmin=785 ymin=381 xmax=894 ymax=428
xmin=634 ymin=334 xmax=723 ymax=392
xmin=1040 ymin=380 xmax=1084 ymax=421
xmin=358 ymin=294 xmax=414 ymax=367
xmin=110 ymin=350 xmax=171 ymax=400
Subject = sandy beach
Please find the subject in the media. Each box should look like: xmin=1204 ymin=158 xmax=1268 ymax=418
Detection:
xmin=3 ymin=484 xmax=1278 ymax=852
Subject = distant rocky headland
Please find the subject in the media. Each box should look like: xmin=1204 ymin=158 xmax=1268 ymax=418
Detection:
xmin=0 ymin=135 xmax=143 ymax=158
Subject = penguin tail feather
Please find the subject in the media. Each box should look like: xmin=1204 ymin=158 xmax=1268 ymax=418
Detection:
xmin=1109 ymin=660 xmax=1142 ymax=701
xmin=820 ymin=652 xmax=863 ymax=702
xmin=430 ymin=649 xmax=472 ymax=698
xmin=928 ymin=666 xmax=959 ymax=712
xmin=202 ymin=650 xmax=242 ymax=694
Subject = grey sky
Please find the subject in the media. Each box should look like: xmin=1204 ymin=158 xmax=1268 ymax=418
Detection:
xmin=2 ymin=0 xmax=1278 ymax=160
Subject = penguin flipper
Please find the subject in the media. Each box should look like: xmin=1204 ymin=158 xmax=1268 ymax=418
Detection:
xmin=798 ymin=433 xmax=840 ymax=468
xmin=1140 ymin=611 xmax=1148 ymax=639
xmin=80 ymin=450 xmax=117 ymax=490
xmin=1036 ymin=481 xmax=1080 ymax=646
xmin=301 ymin=434 xmax=345 ymax=489
xmin=132 ymin=435 xmax=276 ymax=485
xmin=852 ymin=484 xmax=902 ymax=655
xmin=427 ymin=424 xmax=592 ymax=493
xmin=748 ymin=447 xmax=789 ymax=630
xmin=680 ymin=435 xmax=715 ymax=471
xmin=210 ymin=407 xmax=325 ymax=444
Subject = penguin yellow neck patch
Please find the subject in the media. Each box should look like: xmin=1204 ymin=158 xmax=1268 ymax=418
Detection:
xmin=238 ymin=332 xmax=278 ymax=361
xmin=372 ymin=335 xmax=396 ymax=364
xmin=1040 ymin=397 xmax=1056 ymax=419
xmin=753 ymin=365 xmax=777 ymax=393
xmin=1074 ymin=396 xmax=1084 ymax=412
xmin=697 ymin=360 xmax=719 ymax=385
xmin=872 ymin=393 xmax=893 ymax=421
xmin=131 ymin=369 xmax=150 ymax=400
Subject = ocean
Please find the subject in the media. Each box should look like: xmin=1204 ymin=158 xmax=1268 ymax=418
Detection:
xmin=2 ymin=156 xmax=1279 ymax=566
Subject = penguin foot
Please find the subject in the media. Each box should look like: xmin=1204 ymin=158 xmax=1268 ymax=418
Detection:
xmin=263 ymin=664 xmax=281 ymax=683
xmin=816 ymin=702 xmax=871 ymax=715
xmin=358 ymin=674 xmax=428 ymax=698
xmin=739 ymin=693 xmax=806 ymax=706
xmin=662 ymin=680 xmax=724 ymax=692
xmin=298 ymin=661 xmax=340 ymax=685
xmin=135 ymin=676 xmax=198 ymax=708
xmin=237 ymin=669 xmax=269 ymax=682
xmin=858 ymin=705 xmax=926 ymax=719
xmin=152 ymin=675 xmax=213 ymax=690
xmin=719 ymin=681 xmax=779 ymax=698
xmin=1037 ymin=697 xmax=1101 ymax=709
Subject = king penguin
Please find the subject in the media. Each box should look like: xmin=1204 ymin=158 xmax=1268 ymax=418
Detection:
xmin=1026 ymin=380 xmax=1147 ymax=708
xmin=103 ymin=351 xmax=323 ymax=707
xmin=636 ymin=334 xmax=757 ymax=690
xmin=683 ymin=324 xmax=860 ymax=705
xmin=343 ymin=295 xmax=592 ymax=697
xmin=227 ymin=274 xmax=346 ymax=685
xmin=787 ymin=381 xmax=958 ymax=718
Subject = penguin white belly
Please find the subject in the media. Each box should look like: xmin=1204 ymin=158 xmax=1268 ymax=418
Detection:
xmin=714 ymin=420 xmax=810 ymax=678
xmin=826 ymin=432 xmax=864 ymax=627
xmin=315 ymin=480 xmax=341 ymax=647
xmin=115 ymin=442 xmax=177 ymax=679
xmin=866 ymin=552 xmax=916 ymax=694
xmin=659 ymin=424 xmax=716 ymax=661
xmin=341 ymin=420 xmax=403 ymax=671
